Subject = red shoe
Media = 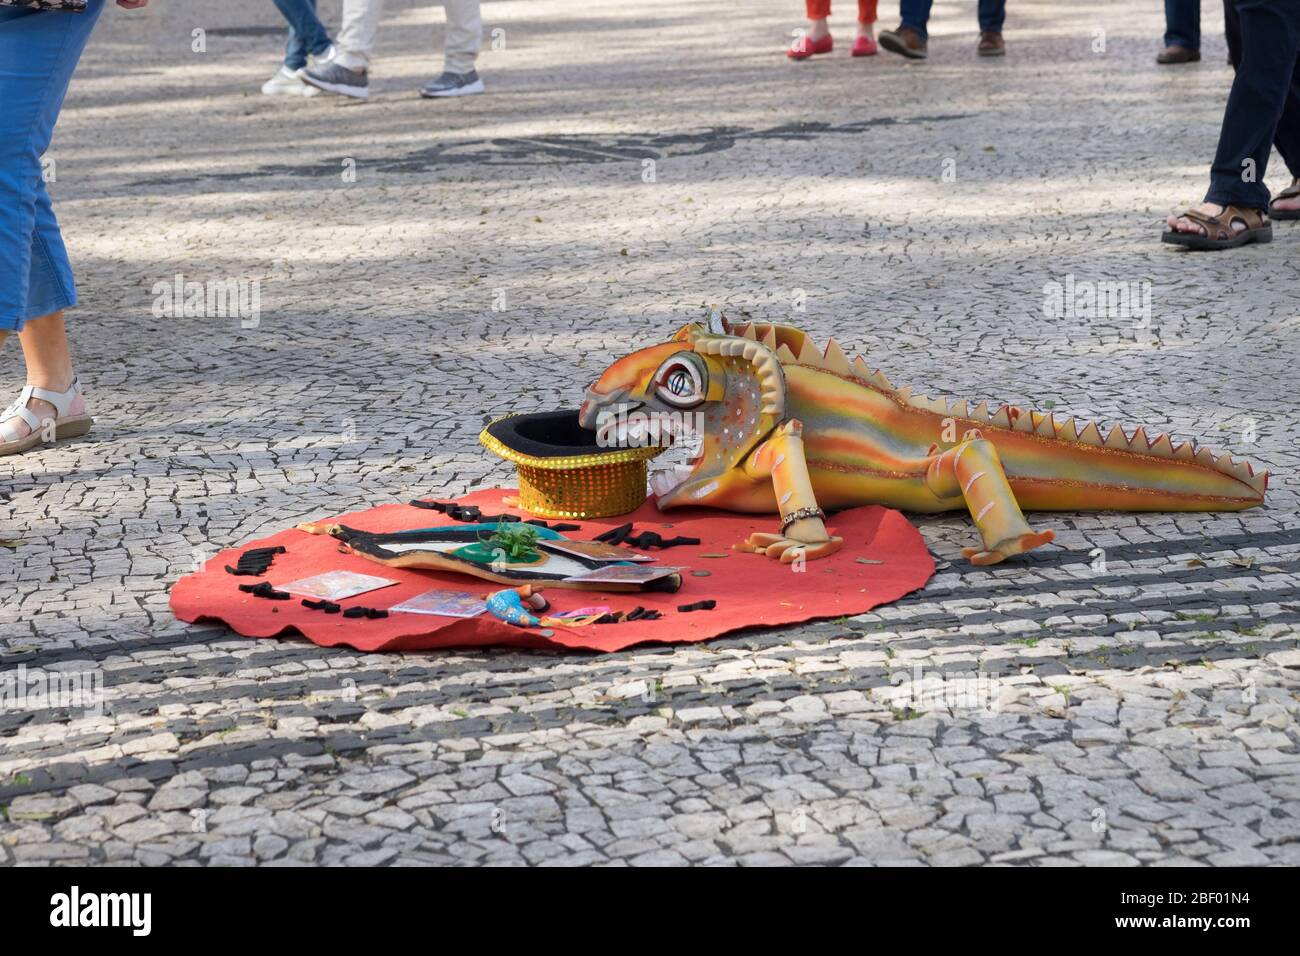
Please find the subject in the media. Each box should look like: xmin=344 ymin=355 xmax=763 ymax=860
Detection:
xmin=787 ymin=33 xmax=833 ymax=59
xmin=851 ymin=35 xmax=878 ymax=56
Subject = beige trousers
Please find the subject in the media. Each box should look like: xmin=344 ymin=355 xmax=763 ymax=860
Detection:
xmin=336 ymin=0 xmax=482 ymax=75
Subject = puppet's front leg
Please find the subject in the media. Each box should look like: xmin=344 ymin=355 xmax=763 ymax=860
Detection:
xmin=925 ymin=430 xmax=1055 ymax=565
xmin=737 ymin=420 xmax=842 ymax=563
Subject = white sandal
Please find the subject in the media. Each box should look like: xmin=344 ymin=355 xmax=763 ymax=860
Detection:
xmin=0 ymin=379 xmax=93 ymax=456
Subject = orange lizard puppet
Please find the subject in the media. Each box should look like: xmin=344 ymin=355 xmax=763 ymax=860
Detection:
xmin=577 ymin=316 xmax=1267 ymax=566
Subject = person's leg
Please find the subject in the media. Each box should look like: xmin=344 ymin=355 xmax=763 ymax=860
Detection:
xmin=280 ymin=0 xmax=318 ymax=71
xmin=1207 ymin=0 xmax=1300 ymax=207
xmin=1224 ymin=0 xmax=1241 ymax=67
xmin=1270 ymin=21 xmax=1300 ymax=190
xmin=0 ymin=1 xmax=104 ymax=441
xmin=899 ymin=0 xmax=933 ymax=40
xmin=1169 ymin=0 xmax=1300 ymax=234
xmin=1164 ymin=0 xmax=1201 ymax=50
xmin=335 ymin=0 xmax=386 ymax=71
xmin=441 ymin=0 xmax=482 ymax=76
xmin=978 ymin=0 xmax=1006 ymax=34
xmin=805 ymin=0 xmax=831 ymax=41
xmin=420 ymin=0 xmax=487 ymax=93
xmin=17 ymin=312 xmax=75 ymax=397
xmin=283 ymin=23 xmax=308 ymax=71
xmin=271 ymin=0 xmax=333 ymax=59
xmin=857 ymin=0 xmax=878 ymax=38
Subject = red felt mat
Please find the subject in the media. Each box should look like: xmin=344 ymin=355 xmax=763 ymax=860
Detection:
xmin=169 ymin=488 xmax=934 ymax=653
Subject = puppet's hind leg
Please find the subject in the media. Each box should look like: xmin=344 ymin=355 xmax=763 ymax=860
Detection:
xmin=925 ymin=430 xmax=1056 ymax=566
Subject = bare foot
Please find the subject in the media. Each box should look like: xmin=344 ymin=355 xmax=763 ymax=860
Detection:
xmin=1273 ymin=178 xmax=1300 ymax=212
xmin=807 ymin=18 xmax=830 ymax=41
xmin=1165 ymin=203 xmax=1243 ymax=236
xmin=961 ymin=528 xmax=1055 ymax=566
xmin=1 ymin=394 xmax=59 ymax=441
xmin=741 ymin=532 xmax=844 ymax=564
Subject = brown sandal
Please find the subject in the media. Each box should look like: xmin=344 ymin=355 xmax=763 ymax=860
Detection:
xmin=1269 ymin=180 xmax=1300 ymax=220
xmin=1161 ymin=205 xmax=1272 ymax=250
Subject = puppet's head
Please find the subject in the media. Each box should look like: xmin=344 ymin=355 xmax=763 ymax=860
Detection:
xmin=577 ymin=314 xmax=786 ymax=508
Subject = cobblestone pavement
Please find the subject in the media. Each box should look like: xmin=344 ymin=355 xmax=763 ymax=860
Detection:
xmin=2 ymin=0 xmax=1299 ymax=866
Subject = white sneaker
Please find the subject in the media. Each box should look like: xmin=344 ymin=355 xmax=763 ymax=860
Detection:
xmin=261 ymin=66 xmax=321 ymax=97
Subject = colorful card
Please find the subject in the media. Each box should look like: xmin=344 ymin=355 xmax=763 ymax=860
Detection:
xmin=389 ymin=588 xmax=487 ymax=618
xmin=552 ymin=605 xmax=612 ymax=619
xmin=562 ymin=565 xmax=683 ymax=585
xmin=280 ymin=570 xmax=398 ymax=601
xmin=539 ymin=539 xmax=654 ymax=562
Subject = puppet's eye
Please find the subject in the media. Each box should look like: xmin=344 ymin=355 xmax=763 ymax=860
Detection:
xmin=654 ymin=356 xmax=706 ymax=408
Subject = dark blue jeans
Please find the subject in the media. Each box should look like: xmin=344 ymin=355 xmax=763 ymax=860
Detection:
xmin=273 ymin=0 xmax=331 ymax=70
xmin=1164 ymin=0 xmax=1201 ymax=50
xmin=1206 ymin=0 xmax=1300 ymax=207
xmin=899 ymin=0 xmax=1005 ymax=40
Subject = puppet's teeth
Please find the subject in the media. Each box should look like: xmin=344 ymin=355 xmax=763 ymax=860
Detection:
xmin=649 ymin=465 xmax=692 ymax=499
xmin=649 ymin=471 xmax=676 ymax=499
xmin=1104 ymin=425 xmax=1130 ymax=450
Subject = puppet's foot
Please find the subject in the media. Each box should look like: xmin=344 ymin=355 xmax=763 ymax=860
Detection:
xmin=961 ymin=528 xmax=1055 ymax=566
xmin=740 ymin=532 xmax=843 ymax=563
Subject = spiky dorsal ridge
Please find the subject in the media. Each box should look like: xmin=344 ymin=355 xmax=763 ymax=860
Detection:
xmin=730 ymin=321 xmax=898 ymax=395
xmin=725 ymin=321 xmax=1268 ymax=497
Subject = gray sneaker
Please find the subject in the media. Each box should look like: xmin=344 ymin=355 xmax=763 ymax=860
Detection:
xmin=302 ymin=60 xmax=369 ymax=99
xmin=419 ymin=70 xmax=485 ymax=98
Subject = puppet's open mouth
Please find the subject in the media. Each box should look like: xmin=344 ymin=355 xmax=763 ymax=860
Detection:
xmin=573 ymin=400 xmax=704 ymax=502
xmin=598 ymin=410 xmax=704 ymax=502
